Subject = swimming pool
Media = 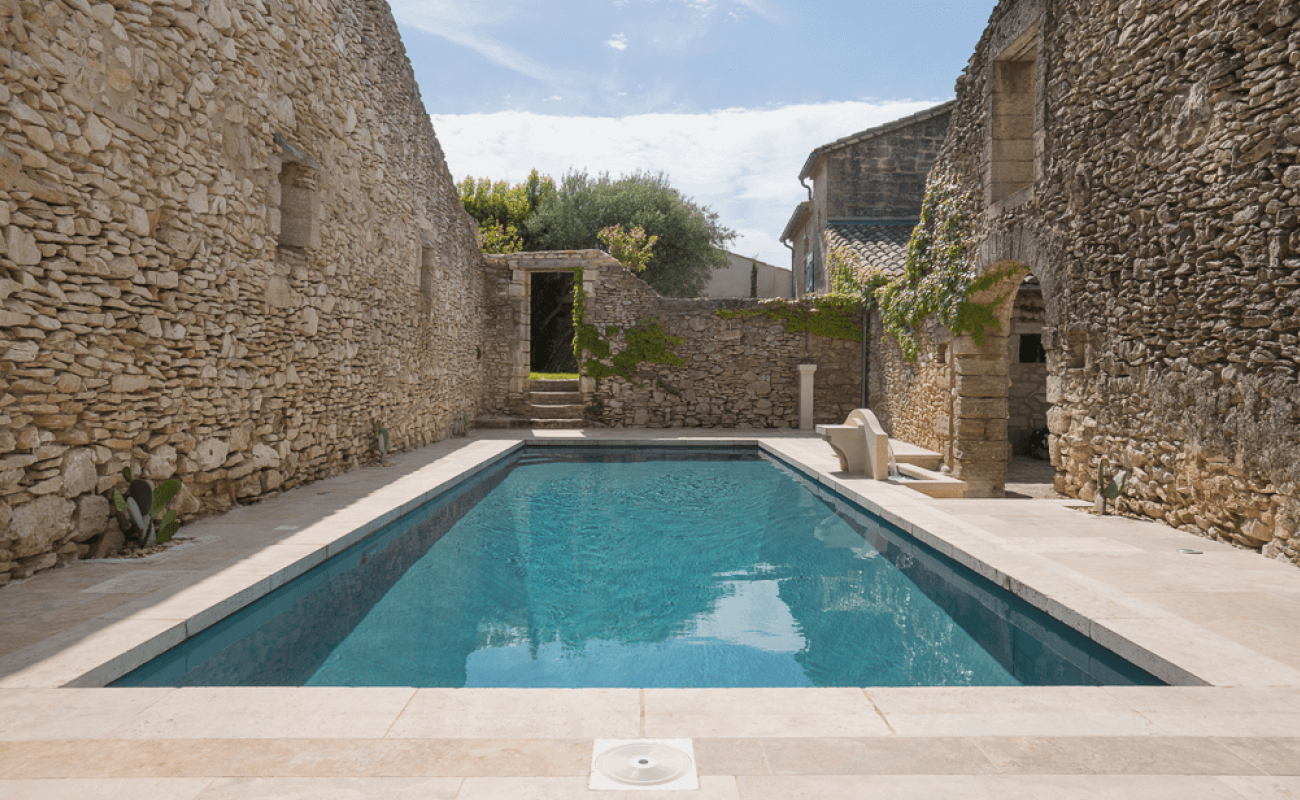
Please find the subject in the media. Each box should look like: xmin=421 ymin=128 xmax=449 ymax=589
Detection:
xmin=113 ymin=446 xmax=1162 ymax=688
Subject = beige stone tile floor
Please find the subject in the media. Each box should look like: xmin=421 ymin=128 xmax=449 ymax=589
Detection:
xmin=1 ymin=429 xmax=1299 ymax=798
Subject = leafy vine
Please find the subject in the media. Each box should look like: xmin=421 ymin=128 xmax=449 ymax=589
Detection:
xmin=570 ymin=267 xmax=686 ymax=383
xmin=835 ymin=168 xmax=1026 ymax=360
xmin=716 ymin=295 xmax=865 ymax=342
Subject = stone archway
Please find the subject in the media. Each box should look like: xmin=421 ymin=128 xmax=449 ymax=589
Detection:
xmin=948 ymin=262 xmax=1023 ymax=497
xmin=947 ymin=225 xmax=1058 ymax=497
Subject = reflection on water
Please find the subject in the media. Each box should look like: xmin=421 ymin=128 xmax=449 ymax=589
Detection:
xmin=114 ymin=447 xmax=1162 ymax=688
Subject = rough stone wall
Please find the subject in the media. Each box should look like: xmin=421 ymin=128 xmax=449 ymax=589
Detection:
xmin=928 ymin=0 xmax=1300 ymax=561
xmin=823 ymin=110 xmax=952 ymax=221
xmin=0 ymin=0 xmax=487 ymax=585
xmin=869 ymin=316 xmax=952 ymax=458
xmin=583 ymin=258 xmax=862 ymax=429
xmin=480 ymin=253 xmax=526 ymax=415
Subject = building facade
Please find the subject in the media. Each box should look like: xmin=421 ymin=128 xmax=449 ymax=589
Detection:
xmin=780 ymin=104 xmax=952 ymax=297
xmin=877 ymin=0 xmax=1300 ymax=563
xmin=701 ymin=251 xmax=793 ymax=300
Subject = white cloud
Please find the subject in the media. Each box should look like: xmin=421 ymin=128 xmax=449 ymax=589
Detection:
xmin=732 ymin=0 xmax=779 ymax=22
xmin=431 ymin=99 xmax=945 ymax=268
xmin=607 ymin=33 xmax=628 ymax=50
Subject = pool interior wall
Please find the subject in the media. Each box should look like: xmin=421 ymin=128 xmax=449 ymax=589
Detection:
xmin=113 ymin=445 xmax=1163 ymax=689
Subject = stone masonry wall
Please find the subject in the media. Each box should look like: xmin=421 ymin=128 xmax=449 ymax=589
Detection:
xmin=584 ymin=259 xmax=862 ymax=429
xmin=0 ymin=0 xmax=487 ymax=585
xmin=930 ymin=0 xmax=1300 ymax=561
xmin=824 ymin=107 xmax=953 ymax=221
xmin=869 ymin=316 xmax=952 ymax=460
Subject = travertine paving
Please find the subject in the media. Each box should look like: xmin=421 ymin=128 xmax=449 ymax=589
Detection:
xmin=1 ymin=430 xmax=1299 ymax=799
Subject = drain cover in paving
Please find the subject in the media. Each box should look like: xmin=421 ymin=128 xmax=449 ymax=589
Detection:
xmin=589 ymin=739 xmax=698 ymax=791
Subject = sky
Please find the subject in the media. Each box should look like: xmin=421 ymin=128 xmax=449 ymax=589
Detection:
xmin=393 ymin=0 xmax=997 ymax=269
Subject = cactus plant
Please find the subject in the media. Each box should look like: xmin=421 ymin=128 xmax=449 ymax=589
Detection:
xmin=374 ymin=420 xmax=391 ymax=463
xmin=111 ymin=468 xmax=182 ymax=546
xmin=1095 ymin=458 xmax=1129 ymax=516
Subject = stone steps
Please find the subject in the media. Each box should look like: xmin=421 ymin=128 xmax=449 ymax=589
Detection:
xmin=530 ymin=404 xmax=585 ymax=420
xmin=529 ymin=391 xmax=583 ymax=405
xmin=525 ymin=378 xmax=584 ymax=425
xmin=473 ymin=377 xmax=587 ymax=430
xmin=530 ymin=378 xmax=579 ymax=392
xmin=474 ymin=416 xmax=586 ymax=430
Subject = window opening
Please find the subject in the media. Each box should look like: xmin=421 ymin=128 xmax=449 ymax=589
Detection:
xmin=1019 ymin=333 xmax=1046 ymax=363
xmin=274 ymin=133 xmax=321 ymax=251
xmin=990 ymin=29 xmax=1037 ymax=202
xmin=420 ymin=246 xmax=435 ymax=300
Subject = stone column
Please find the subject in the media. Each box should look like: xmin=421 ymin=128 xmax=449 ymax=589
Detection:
xmin=507 ymin=268 xmax=529 ymax=413
xmin=951 ymin=334 xmax=1010 ymax=497
xmin=798 ymin=364 xmax=817 ymax=431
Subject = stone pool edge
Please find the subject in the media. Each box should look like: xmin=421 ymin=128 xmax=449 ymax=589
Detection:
xmin=2 ymin=429 xmax=1297 ymax=690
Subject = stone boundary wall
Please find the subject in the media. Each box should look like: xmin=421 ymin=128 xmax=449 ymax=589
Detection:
xmin=925 ymin=0 xmax=1300 ymax=561
xmin=0 ymin=0 xmax=487 ymax=585
xmin=584 ymin=259 xmax=862 ymax=428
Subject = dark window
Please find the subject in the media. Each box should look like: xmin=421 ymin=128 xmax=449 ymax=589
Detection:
xmin=1019 ymin=333 xmax=1046 ymax=363
xmin=420 ymin=247 xmax=435 ymax=300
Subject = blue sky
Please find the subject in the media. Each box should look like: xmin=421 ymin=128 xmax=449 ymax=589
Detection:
xmin=393 ymin=0 xmax=997 ymax=268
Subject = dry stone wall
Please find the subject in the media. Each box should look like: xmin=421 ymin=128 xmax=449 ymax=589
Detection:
xmin=584 ymin=259 xmax=862 ymax=429
xmin=926 ymin=0 xmax=1300 ymax=561
xmin=869 ymin=316 xmax=952 ymax=459
xmin=0 ymin=0 xmax=487 ymax=585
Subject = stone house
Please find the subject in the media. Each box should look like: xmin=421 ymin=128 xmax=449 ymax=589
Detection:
xmin=779 ymin=103 xmax=952 ymax=297
xmin=0 ymin=0 xmax=487 ymax=584
xmin=872 ymin=0 xmax=1300 ymax=564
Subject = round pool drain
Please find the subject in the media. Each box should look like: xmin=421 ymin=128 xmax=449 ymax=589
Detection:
xmin=595 ymin=742 xmax=694 ymax=786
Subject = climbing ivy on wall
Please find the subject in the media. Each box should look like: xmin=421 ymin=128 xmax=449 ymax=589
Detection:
xmin=570 ymin=268 xmax=686 ymax=383
xmin=716 ymin=295 xmax=864 ymax=342
xmin=839 ymin=168 xmax=1024 ymax=360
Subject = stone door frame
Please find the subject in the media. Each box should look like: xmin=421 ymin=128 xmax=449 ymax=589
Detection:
xmin=498 ymin=254 xmax=602 ymax=414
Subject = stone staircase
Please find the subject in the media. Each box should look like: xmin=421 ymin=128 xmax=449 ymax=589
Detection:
xmin=475 ymin=378 xmax=586 ymax=430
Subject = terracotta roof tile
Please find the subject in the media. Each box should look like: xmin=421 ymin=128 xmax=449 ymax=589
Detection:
xmin=825 ymin=222 xmax=916 ymax=278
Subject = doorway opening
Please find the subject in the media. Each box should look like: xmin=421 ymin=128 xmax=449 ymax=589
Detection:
xmin=1005 ymin=273 xmax=1059 ymax=498
xmin=530 ymin=271 xmax=577 ymax=374
xmin=1008 ymin=276 xmax=1048 ymax=458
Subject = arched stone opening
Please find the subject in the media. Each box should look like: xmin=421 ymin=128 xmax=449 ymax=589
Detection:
xmin=1008 ymin=276 xmax=1049 ymax=459
xmin=948 ymin=256 xmax=1058 ymax=498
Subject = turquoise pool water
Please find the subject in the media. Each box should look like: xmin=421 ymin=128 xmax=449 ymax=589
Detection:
xmin=114 ymin=447 xmax=1161 ymax=688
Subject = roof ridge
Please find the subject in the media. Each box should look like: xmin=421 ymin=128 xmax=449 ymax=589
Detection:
xmin=798 ymin=100 xmax=955 ymax=180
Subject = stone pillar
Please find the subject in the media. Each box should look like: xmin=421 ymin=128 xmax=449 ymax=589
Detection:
xmin=798 ymin=364 xmax=817 ymax=431
xmin=507 ymin=268 xmax=530 ymax=414
xmin=951 ymin=334 xmax=1010 ymax=497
